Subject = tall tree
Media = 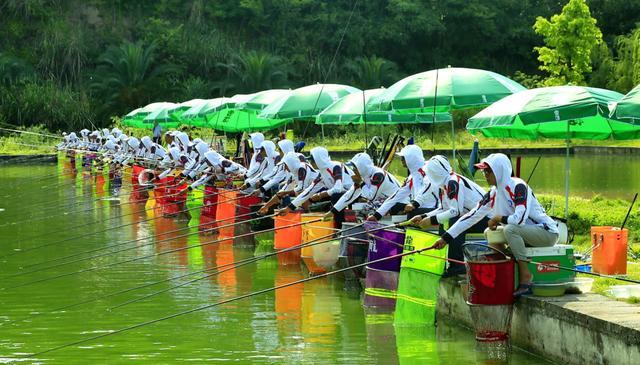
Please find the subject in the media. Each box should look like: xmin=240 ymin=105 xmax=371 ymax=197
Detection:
xmin=533 ymin=0 xmax=603 ymax=86
xmin=609 ymin=28 xmax=640 ymax=93
xmin=217 ymin=51 xmax=290 ymax=94
xmin=343 ymin=56 xmax=399 ymax=89
xmin=89 ymin=41 xmax=179 ymax=116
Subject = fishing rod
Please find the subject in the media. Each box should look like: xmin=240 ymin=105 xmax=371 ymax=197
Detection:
xmin=3 ymin=176 xmax=192 ymax=227
xmin=0 ymin=126 xmax=61 ymax=139
xmin=1 ymin=191 xmax=245 ymax=258
xmin=526 ymin=156 xmax=542 ymax=184
xmin=2 ymin=163 xmax=134 ymax=212
xmin=6 ymin=183 xmax=239 ymax=240
xmin=5 ymin=151 xmax=170 ymax=206
xmin=4 ymin=180 xmax=196 ymax=237
xmin=7 ymin=214 xmax=281 ymax=324
xmin=21 ymin=245 xmax=429 ymax=359
xmin=108 ymin=221 xmax=370 ymax=310
xmin=623 ymin=193 xmax=638 ymax=260
xmin=2 ymin=218 xmax=321 ymax=291
xmin=8 ymin=211 xmax=271 ymax=278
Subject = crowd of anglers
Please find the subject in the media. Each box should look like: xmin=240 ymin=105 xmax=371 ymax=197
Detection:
xmin=56 ymin=127 xmax=561 ymax=297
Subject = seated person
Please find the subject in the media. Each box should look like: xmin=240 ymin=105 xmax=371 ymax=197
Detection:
xmin=330 ymin=152 xmax=402 ymax=219
xmin=411 ymin=155 xmax=487 ymax=277
xmin=430 ymin=153 xmax=559 ymax=295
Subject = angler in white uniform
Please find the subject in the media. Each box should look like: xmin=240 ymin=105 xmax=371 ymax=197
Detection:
xmin=431 ymin=153 xmax=559 ymax=295
xmin=331 ymin=152 xmax=402 ymax=216
xmin=410 ymin=155 xmax=487 ymax=276
xmin=254 ymin=139 xmax=295 ymax=198
xmin=182 ymin=141 xmax=209 ymax=179
xmin=280 ymin=147 xmax=354 ymax=225
xmin=245 ymin=132 xmax=265 ymax=180
xmin=157 ymin=147 xmax=189 ymax=180
xmin=56 ymin=133 xmax=70 ymax=150
xmin=260 ymin=152 xmax=319 ymax=214
xmin=368 ymin=144 xmax=437 ymax=221
xmin=242 ymin=140 xmax=277 ymax=192
xmin=189 ymin=150 xmax=247 ymax=190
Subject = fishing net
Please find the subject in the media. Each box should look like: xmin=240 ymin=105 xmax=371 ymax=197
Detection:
xmin=462 ymin=242 xmax=515 ymax=359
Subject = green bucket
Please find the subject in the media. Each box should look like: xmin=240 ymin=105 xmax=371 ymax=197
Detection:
xmin=401 ymin=229 xmax=447 ymax=274
xmin=395 ymin=229 xmax=444 ymax=325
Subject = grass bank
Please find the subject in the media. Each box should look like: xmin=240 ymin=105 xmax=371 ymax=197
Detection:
xmin=304 ymin=124 xmax=640 ymax=151
xmin=5 ymin=123 xmax=640 ymax=155
xmin=0 ymin=125 xmax=58 ymax=155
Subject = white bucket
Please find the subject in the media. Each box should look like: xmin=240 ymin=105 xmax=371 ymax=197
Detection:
xmin=484 ymin=226 xmax=506 ymax=245
xmin=313 ymin=240 xmax=341 ymax=270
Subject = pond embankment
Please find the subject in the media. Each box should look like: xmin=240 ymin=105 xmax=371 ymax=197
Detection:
xmin=0 ymin=154 xmax=57 ymax=163
xmin=438 ymin=278 xmax=640 ymax=365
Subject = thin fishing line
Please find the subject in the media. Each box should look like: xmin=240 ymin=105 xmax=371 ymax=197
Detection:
xmin=22 ymin=246 xmax=428 ymax=359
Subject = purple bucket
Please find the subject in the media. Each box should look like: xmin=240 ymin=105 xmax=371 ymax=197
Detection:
xmin=365 ymin=222 xmax=405 ymax=272
xmin=363 ymin=267 xmax=399 ymax=308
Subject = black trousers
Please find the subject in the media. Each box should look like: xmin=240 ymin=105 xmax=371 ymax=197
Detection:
xmin=441 ymin=216 xmax=490 ymax=269
xmin=330 ymin=192 xmax=346 ymax=226
xmin=387 ymin=203 xmax=435 ymax=219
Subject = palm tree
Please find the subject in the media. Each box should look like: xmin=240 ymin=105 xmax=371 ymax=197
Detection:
xmin=217 ymin=51 xmax=290 ymax=94
xmin=343 ymin=56 xmax=399 ymax=89
xmin=90 ymin=41 xmax=179 ymax=116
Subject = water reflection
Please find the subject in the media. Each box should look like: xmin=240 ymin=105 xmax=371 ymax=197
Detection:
xmin=0 ymin=164 xmax=556 ymax=364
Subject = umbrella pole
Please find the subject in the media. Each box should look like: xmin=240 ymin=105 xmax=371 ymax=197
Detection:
xmin=451 ymin=118 xmax=456 ymax=161
xmin=564 ymin=121 xmax=571 ymax=220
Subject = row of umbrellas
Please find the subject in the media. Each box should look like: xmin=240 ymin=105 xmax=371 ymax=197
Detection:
xmin=122 ymin=69 xmax=640 ymax=218
xmin=122 ymin=67 xmax=528 ymax=132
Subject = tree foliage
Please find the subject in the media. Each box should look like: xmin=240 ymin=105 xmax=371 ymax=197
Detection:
xmin=533 ymin=0 xmax=603 ymax=86
xmin=0 ymin=0 xmax=639 ymax=129
xmin=89 ymin=42 xmax=180 ymax=117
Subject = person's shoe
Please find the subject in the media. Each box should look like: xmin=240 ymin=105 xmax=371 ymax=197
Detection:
xmin=442 ymin=265 xmax=466 ymax=278
xmin=513 ymin=283 xmax=533 ymax=298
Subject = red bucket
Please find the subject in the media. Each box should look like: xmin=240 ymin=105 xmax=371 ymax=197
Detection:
xmin=201 ymin=185 xmax=218 ymax=218
xmin=463 ymin=243 xmax=515 ymax=306
xmin=236 ymin=195 xmax=261 ymax=222
xmin=466 ymin=259 xmax=515 ymax=305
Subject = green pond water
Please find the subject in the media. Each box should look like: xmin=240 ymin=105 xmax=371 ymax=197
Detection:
xmin=0 ymin=162 xmax=576 ymax=364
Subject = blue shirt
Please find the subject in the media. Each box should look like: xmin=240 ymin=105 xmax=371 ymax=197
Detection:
xmin=153 ymin=124 xmax=162 ymax=138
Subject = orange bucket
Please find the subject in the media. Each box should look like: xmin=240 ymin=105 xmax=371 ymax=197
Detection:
xmin=215 ymin=189 xmax=238 ymax=236
xmin=591 ymin=226 xmax=628 ymax=275
xmin=274 ymin=212 xmax=302 ymax=265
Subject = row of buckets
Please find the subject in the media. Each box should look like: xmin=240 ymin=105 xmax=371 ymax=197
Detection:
xmin=68 ymin=157 xmax=518 ymax=358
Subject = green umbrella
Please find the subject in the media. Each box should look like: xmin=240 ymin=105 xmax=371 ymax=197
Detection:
xmin=143 ymin=103 xmax=180 ymax=129
xmin=122 ymin=107 xmax=143 ymax=127
xmin=259 ymin=83 xmax=360 ymax=120
xmin=180 ymin=98 xmax=219 ymax=126
xmin=180 ymin=98 xmax=233 ymax=127
xmin=123 ymin=102 xmax=175 ymax=129
xmin=316 ymin=88 xmax=452 ymax=125
xmin=368 ymin=67 xmax=526 ymax=159
xmin=203 ymin=108 xmax=286 ymax=133
xmin=467 ymin=85 xmax=635 ymax=218
xmin=610 ymin=84 xmax=640 ymax=124
xmin=238 ymin=89 xmax=292 ymax=111
xmin=207 ymin=94 xmax=255 ymax=113
xmin=467 ymin=86 xmax=633 ymax=139
xmin=368 ymin=67 xmax=526 ymax=113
